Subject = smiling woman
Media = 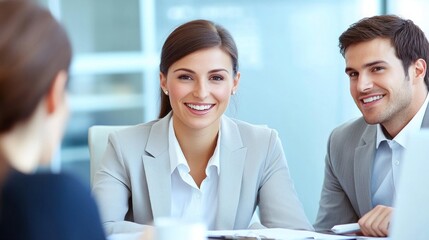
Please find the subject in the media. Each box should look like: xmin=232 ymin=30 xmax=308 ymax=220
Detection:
xmin=160 ymin=47 xmax=238 ymax=140
xmin=92 ymin=19 xmax=313 ymax=236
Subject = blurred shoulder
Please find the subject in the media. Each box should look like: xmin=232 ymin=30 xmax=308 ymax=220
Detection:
xmin=0 ymin=171 xmax=106 ymax=240
xmin=2 ymin=170 xmax=91 ymax=200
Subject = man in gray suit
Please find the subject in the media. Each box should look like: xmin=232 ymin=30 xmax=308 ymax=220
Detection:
xmin=314 ymin=15 xmax=429 ymax=237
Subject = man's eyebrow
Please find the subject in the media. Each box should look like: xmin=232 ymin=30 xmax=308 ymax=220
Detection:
xmin=345 ymin=67 xmax=355 ymax=73
xmin=363 ymin=60 xmax=387 ymax=68
xmin=345 ymin=60 xmax=387 ymax=73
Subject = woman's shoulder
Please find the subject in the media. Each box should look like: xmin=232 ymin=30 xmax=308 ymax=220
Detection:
xmin=104 ymin=118 xmax=164 ymax=147
xmin=224 ymin=116 xmax=277 ymax=141
xmin=2 ymin=170 xmax=92 ymax=201
xmin=115 ymin=117 xmax=166 ymax=138
xmin=227 ymin=116 xmax=273 ymax=131
xmin=117 ymin=119 xmax=159 ymax=133
xmin=0 ymin=171 xmax=106 ymax=240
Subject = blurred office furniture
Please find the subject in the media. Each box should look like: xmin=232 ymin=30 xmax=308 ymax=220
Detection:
xmin=88 ymin=125 xmax=130 ymax=185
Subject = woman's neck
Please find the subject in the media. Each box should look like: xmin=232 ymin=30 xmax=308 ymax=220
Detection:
xmin=173 ymin=118 xmax=220 ymax=187
xmin=0 ymin=122 xmax=42 ymax=174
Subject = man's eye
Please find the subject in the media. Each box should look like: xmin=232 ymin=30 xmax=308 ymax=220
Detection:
xmin=372 ymin=66 xmax=384 ymax=72
xmin=348 ymin=72 xmax=358 ymax=78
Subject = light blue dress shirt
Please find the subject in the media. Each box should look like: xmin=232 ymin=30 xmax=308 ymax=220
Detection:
xmin=372 ymin=95 xmax=429 ymax=207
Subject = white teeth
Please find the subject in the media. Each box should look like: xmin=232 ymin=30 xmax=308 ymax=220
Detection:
xmin=186 ymin=103 xmax=212 ymax=111
xmin=363 ymin=95 xmax=383 ymax=103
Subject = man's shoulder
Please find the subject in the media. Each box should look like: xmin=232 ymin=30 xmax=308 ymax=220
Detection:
xmin=328 ymin=117 xmax=372 ymax=147
xmin=332 ymin=116 xmax=368 ymax=136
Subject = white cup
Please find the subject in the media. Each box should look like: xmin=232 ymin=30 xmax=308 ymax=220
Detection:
xmin=153 ymin=218 xmax=206 ymax=240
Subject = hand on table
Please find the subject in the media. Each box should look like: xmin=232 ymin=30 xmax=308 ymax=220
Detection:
xmin=358 ymin=205 xmax=393 ymax=237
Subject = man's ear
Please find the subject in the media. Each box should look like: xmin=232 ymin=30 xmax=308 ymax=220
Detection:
xmin=413 ymin=58 xmax=427 ymax=82
xmin=46 ymin=71 xmax=68 ymax=114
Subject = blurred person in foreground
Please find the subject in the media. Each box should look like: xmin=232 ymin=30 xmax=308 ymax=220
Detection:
xmin=314 ymin=15 xmax=429 ymax=237
xmin=0 ymin=1 xmax=106 ymax=239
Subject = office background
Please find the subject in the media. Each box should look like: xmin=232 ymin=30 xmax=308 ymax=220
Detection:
xmin=38 ymin=0 xmax=429 ymax=223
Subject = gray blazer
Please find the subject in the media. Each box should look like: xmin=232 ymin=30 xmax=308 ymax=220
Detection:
xmin=92 ymin=113 xmax=313 ymax=235
xmin=314 ymin=104 xmax=429 ymax=231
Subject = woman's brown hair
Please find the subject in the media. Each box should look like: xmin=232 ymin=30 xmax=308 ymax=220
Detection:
xmin=158 ymin=19 xmax=238 ymax=118
xmin=0 ymin=0 xmax=72 ymax=133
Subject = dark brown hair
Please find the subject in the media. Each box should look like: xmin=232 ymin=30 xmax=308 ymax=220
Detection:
xmin=158 ymin=19 xmax=238 ymax=118
xmin=339 ymin=15 xmax=429 ymax=90
xmin=0 ymin=0 xmax=72 ymax=133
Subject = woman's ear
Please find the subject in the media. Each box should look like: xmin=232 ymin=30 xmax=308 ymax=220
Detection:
xmin=160 ymin=72 xmax=167 ymax=92
xmin=232 ymin=71 xmax=241 ymax=93
xmin=46 ymin=71 xmax=68 ymax=114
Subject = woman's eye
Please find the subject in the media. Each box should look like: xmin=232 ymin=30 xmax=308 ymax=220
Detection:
xmin=178 ymin=75 xmax=192 ymax=80
xmin=210 ymin=75 xmax=224 ymax=81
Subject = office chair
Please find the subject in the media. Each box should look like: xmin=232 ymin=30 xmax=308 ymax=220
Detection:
xmin=87 ymin=125 xmax=129 ymax=186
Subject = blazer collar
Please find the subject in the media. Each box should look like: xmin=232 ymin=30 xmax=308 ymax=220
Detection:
xmin=353 ymin=104 xmax=429 ymax=216
xmin=354 ymin=103 xmax=429 ymax=215
xmin=145 ymin=112 xmax=171 ymax=157
xmin=141 ymin=113 xmax=249 ymax=227
xmin=142 ymin=112 xmax=172 ymax=219
xmin=215 ymin=116 xmax=248 ymax=229
xmin=354 ymin=123 xmax=377 ymax=216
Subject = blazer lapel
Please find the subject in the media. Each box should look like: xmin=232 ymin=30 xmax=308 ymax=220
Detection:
xmin=142 ymin=113 xmax=172 ymax=219
xmin=353 ymin=102 xmax=428 ymax=216
xmin=354 ymin=124 xmax=376 ymax=216
xmin=215 ymin=116 xmax=247 ymax=229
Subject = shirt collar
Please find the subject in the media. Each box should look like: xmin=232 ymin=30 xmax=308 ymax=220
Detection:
xmin=168 ymin=116 xmax=221 ymax=175
xmin=208 ymin=129 xmax=221 ymax=176
xmin=376 ymin=94 xmax=429 ymax=149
